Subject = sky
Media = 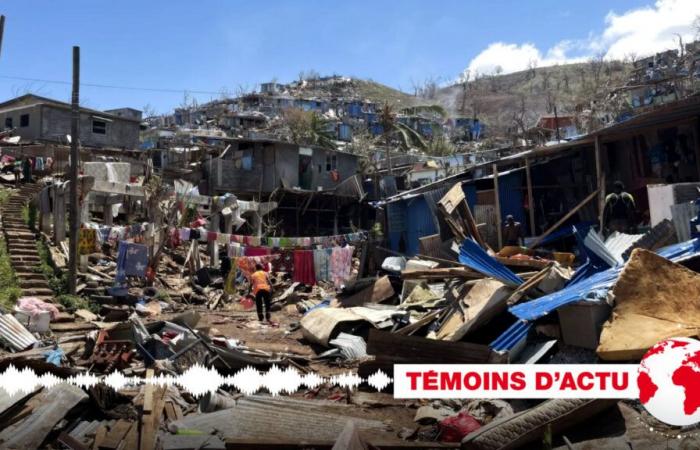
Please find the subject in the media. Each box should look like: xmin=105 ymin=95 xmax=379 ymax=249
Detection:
xmin=0 ymin=0 xmax=699 ymax=114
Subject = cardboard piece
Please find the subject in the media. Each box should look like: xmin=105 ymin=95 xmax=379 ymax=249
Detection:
xmin=598 ymin=249 xmax=700 ymax=360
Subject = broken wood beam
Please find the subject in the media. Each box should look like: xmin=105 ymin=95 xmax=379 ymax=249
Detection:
xmin=401 ymin=267 xmax=482 ymax=280
xmin=529 ymin=189 xmax=600 ymax=249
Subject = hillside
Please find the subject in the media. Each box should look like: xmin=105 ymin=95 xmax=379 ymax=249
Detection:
xmin=431 ymin=60 xmax=633 ymax=136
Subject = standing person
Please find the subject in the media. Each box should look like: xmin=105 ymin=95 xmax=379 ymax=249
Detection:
xmin=21 ymin=156 xmax=32 ymax=183
xmin=250 ymin=263 xmax=272 ymax=323
xmin=13 ymin=157 xmax=21 ymax=187
xmin=603 ymin=181 xmax=636 ymax=235
xmin=502 ymin=215 xmax=524 ymax=247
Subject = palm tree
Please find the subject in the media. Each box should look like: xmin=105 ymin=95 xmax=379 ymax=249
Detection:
xmin=379 ymin=102 xmax=429 ymax=174
xmin=309 ymin=113 xmax=337 ymax=150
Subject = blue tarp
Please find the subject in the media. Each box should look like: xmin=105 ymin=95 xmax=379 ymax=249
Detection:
xmin=509 ymin=238 xmax=700 ymax=321
xmin=459 ymin=239 xmax=524 ymax=287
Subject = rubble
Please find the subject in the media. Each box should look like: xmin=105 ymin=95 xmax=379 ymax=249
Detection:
xmin=2 ymin=79 xmax=700 ymax=448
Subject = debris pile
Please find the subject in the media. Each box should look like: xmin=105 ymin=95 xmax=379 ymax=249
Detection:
xmin=1 ymin=165 xmax=700 ymax=449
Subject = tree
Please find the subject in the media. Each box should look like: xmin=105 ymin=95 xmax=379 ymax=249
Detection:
xmin=379 ymin=102 xmax=429 ymax=174
xmin=281 ymin=108 xmax=336 ymax=149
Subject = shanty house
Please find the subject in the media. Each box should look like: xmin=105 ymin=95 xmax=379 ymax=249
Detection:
xmin=0 ymin=94 xmax=142 ymax=149
xmin=205 ymin=138 xmax=359 ymax=196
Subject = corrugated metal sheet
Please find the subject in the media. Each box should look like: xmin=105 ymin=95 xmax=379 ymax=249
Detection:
xmin=498 ymin=171 xmax=527 ymax=234
xmin=386 ymin=201 xmax=406 ymax=253
xmin=169 ymin=396 xmax=386 ymax=441
xmin=509 ymin=237 xmax=700 ymax=321
xmin=490 ymin=320 xmax=531 ymax=352
xmin=459 ymin=239 xmax=524 ymax=287
xmin=671 ymin=201 xmax=698 ymax=243
xmin=405 ymin=196 xmax=437 ymax=255
xmin=604 ymin=231 xmax=644 ymax=262
xmin=462 ymin=183 xmax=477 ymax=209
xmin=0 ymin=314 xmax=37 ymax=351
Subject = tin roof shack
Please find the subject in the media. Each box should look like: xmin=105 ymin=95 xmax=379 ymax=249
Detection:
xmin=205 ymin=137 xmax=359 ymax=196
xmin=0 ymin=94 xmax=141 ymax=149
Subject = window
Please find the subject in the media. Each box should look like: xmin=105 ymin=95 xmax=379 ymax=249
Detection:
xmin=92 ymin=120 xmax=107 ymax=135
xmin=19 ymin=114 xmax=29 ymax=127
xmin=4 ymin=117 xmax=12 ymax=129
xmin=325 ymin=153 xmax=337 ymax=171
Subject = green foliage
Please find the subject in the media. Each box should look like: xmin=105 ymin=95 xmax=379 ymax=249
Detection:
xmin=0 ymin=189 xmax=12 ymax=206
xmin=282 ymin=108 xmax=337 ymax=150
xmin=35 ymin=240 xmax=68 ymax=295
xmin=0 ymin=238 xmax=21 ymax=311
xmin=57 ymin=294 xmax=96 ymax=313
xmin=22 ymin=203 xmax=37 ymax=230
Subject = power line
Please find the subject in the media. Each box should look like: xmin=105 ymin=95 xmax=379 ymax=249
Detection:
xmin=0 ymin=74 xmax=225 ymax=95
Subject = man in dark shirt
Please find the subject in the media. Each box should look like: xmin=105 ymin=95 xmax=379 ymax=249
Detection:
xmin=502 ymin=215 xmax=524 ymax=247
xmin=603 ymin=181 xmax=636 ymax=234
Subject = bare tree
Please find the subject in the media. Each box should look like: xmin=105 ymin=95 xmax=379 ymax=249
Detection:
xmin=142 ymin=103 xmax=158 ymax=118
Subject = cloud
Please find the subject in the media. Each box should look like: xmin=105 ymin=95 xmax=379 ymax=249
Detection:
xmin=465 ymin=0 xmax=700 ymax=76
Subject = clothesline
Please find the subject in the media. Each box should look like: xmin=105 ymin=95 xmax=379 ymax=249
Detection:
xmin=174 ymin=227 xmax=367 ymax=249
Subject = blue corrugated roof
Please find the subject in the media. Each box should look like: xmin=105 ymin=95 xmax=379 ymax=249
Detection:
xmin=491 ymin=320 xmax=531 ymax=352
xmin=459 ymin=239 xmax=524 ymax=287
xmin=509 ymin=238 xmax=700 ymax=321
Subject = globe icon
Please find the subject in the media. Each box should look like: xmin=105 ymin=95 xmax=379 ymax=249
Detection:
xmin=638 ymin=337 xmax=700 ymax=426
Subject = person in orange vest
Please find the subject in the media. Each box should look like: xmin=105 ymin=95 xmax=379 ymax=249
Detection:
xmin=250 ymin=263 xmax=272 ymax=322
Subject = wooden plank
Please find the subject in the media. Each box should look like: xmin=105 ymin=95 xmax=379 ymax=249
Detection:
xmin=595 ymin=135 xmax=604 ymax=232
xmin=98 ymin=419 xmax=133 ymax=450
xmin=92 ymin=424 xmax=108 ymax=450
xmin=494 ymin=255 xmax=549 ymax=270
xmin=401 ymin=267 xmax=481 ymax=280
xmin=525 ymin=157 xmax=536 ymax=236
xmin=50 ymin=322 xmax=98 ymax=332
xmin=0 ymin=384 xmax=88 ymax=449
xmin=529 ymin=189 xmax=600 ymax=249
xmin=338 ymin=276 xmax=395 ymax=307
xmin=142 ymin=369 xmax=154 ymax=414
xmin=493 ymin=163 xmax=503 ymax=250
xmin=366 ymin=328 xmax=493 ymax=364
xmin=57 ymin=432 xmax=90 ymax=450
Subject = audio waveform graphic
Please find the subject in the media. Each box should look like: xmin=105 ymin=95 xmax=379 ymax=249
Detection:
xmin=0 ymin=364 xmax=393 ymax=396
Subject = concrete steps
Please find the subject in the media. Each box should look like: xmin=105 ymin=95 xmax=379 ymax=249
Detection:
xmin=1 ymin=184 xmax=55 ymax=302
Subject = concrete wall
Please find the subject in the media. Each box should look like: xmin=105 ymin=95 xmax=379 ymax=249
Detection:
xmin=0 ymin=104 xmax=42 ymax=141
xmin=210 ymin=140 xmax=358 ymax=195
xmin=41 ymin=105 xmax=140 ymax=148
xmin=0 ymin=103 xmax=140 ymax=148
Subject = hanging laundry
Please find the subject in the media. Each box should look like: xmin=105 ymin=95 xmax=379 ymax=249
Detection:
xmin=313 ymin=248 xmax=332 ymax=282
xmin=236 ymin=255 xmax=277 ymax=280
xmin=330 ymin=246 xmax=355 ymax=288
xmin=116 ymin=241 xmax=149 ymax=282
xmin=245 ymin=246 xmax=271 ymax=257
xmin=216 ymin=233 xmax=229 ymax=245
xmin=293 ymin=250 xmax=316 ymax=285
xmin=228 ymin=243 xmax=244 ymax=258
xmin=78 ymin=229 xmax=97 ymax=255
xmin=224 ymin=258 xmax=239 ymax=295
xmin=271 ymin=249 xmax=294 ymax=273
xmin=178 ymin=228 xmax=190 ymax=242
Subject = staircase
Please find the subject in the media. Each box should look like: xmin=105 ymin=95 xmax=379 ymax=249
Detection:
xmin=1 ymin=184 xmax=55 ymax=302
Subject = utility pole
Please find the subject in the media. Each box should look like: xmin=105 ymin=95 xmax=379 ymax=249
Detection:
xmin=68 ymin=46 xmax=80 ymax=294
xmin=0 ymin=15 xmax=5 ymax=61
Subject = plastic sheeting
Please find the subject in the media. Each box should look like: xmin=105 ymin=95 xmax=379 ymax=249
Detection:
xmin=459 ymin=239 xmax=524 ymax=287
xmin=509 ymin=238 xmax=700 ymax=321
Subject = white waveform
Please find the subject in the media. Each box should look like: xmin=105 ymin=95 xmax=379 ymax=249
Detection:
xmin=0 ymin=364 xmax=394 ymax=396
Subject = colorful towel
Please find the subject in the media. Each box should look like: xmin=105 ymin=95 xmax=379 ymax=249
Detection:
xmin=330 ymin=246 xmax=354 ymax=288
xmin=313 ymin=248 xmax=332 ymax=282
xmin=116 ymin=241 xmax=149 ymax=282
xmin=293 ymin=250 xmax=316 ymax=285
xmin=271 ymin=249 xmax=294 ymax=273
xmin=78 ymin=229 xmax=97 ymax=255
